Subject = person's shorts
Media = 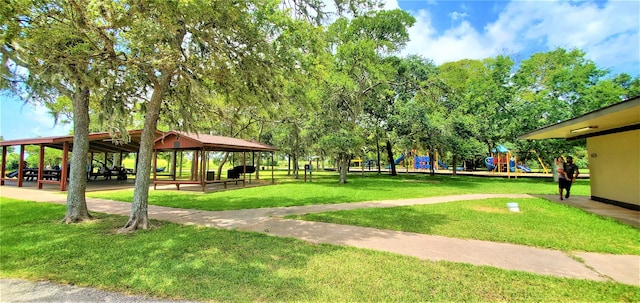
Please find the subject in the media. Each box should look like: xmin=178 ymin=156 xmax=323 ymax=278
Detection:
xmin=559 ymin=178 xmax=572 ymax=189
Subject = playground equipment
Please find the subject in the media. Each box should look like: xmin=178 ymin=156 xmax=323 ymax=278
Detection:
xmin=530 ymin=150 xmax=550 ymax=174
xmin=384 ymin=154 xmax=405 ymax=169
xmin=484 ymin=145 xmax=530 ymax=179
xmin=413 ymin=149 xmax=449 ymax=170
xmin=414 ymin=156 xmax=448 ymax=170
xmin=484 ymin=157 xmax=530 ymax=172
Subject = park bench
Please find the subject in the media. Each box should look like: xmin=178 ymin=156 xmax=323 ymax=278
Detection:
xmin=153 ymin=178 xmax=245 ymax=190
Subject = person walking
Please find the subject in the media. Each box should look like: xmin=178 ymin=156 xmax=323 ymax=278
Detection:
xmin=555 ymin=156 xmax=569 ymax=200
xmin=562 ymin=156 xmax=580 ymax=199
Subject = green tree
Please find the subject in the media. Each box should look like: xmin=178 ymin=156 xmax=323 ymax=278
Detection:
xmin=512 ymin=48 xmax=626 ymax=163
xmin=1 ymin=0 xmax=124 ymax=223
xmin=318 ymin=9 xmax=415 ymax=183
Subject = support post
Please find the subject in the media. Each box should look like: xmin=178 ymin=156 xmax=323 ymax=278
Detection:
xmin=172 ymin=149 xmax=177 ymax=181
xmin=200 ymin=148 xmax=206 ymax=192
xmin=193 ymin=150 xmax=199 ymax=181
xmin=271 ymin=152 xmax=274 ymax=184
xmin=1 ymin=146 xmax=6 ymax=186
xmin=17 ymin=145 xmax=25 ymax=188
xmin=60 ymin=141 xmax=69 ymax=191
xmin=242 ymin=152 xmax=246 ymax=186
xmin=37 ymin=144 xmax=45 ymax=189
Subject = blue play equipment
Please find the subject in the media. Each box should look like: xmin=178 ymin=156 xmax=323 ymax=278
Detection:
xmin=485 ymin=157 xmax=517 ymax=172
xmin=484 ymin=144 xmax=532 ymax=173
xmin=517 ymin=164 xmax=532 ymax=173
xmin=385 ymin=154 xmax=405 ymax=169
xmin=414 ymin=156 xmax=448 ymax=170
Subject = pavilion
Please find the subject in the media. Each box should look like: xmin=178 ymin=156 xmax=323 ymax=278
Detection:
xmin=0 ymin=130 xmax=277 ymax=192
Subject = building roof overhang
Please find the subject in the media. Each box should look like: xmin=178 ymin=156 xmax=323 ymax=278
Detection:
xmin=518 ymin=96 xmax=640 ymax=140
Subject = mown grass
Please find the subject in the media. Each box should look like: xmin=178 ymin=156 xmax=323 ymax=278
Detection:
xmin=289 ymin=197 xmax=640 ymax=255
xmin=1 ymin=198 xmax=638 ymax=302
xmin=88 ymin=171 xmax=590 ymax=211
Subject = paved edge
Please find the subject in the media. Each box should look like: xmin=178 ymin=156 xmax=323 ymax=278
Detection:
xmin=0 ymin=278 xmax=196 ymax=303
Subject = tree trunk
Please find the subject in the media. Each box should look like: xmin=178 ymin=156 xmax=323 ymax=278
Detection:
xmin=429 ymin=150 xmax=435 ymax=176
xmin=122 ymin=76 xmax=168 ymax=232
xmin=293 ymin=152 xmax=299 ymax=179
xmin=255 ymin=124 xmax=263 ymax=180
xmin=338 ymin=156 xmax=349 ymax=184
xmin=385 ymin=140 xmax=396 ymax=176
xmin=376 ymin=134 xmax=381 ymax=175
xmin=256 ymin=152 xmax=261 ymax=180
xmin=216 ymin=152 xmax=229 ymax=180
xmin=452 ymin=154 xmax=457 ymax=176
xmin=63 ymin=87 xmax=92 ymax=223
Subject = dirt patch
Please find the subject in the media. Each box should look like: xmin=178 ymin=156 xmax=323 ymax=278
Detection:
xmin=473 ymin=206 xmax=510 ymax=214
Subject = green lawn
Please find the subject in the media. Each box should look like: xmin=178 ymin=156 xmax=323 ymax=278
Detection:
xmin=88 ymin=171 xmax=590 ymax=211
xmin=1 ymin=198 xmax=638 ymax=302
xmin=289 ymin=197 xmax=640 ymax=255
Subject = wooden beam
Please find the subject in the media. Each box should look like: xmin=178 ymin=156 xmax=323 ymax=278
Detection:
xmin=60 ymin=141 xmax=69 ymax=191
xmin=1 ymin=146 xmax=6 ymax=186
xmin=17 ymin=145 xmax=25 ymax=188
xmin=37 ymin=144 xmax=45 ymax=189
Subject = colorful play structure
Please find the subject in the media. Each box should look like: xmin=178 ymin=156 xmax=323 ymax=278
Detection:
xmin=385 ymin=150 xmax=451 ymax=171
xmin=413 ymin=155 xmax=448 ymax=170
xmin=384 ymin=154 xmax=405 ymax=169
xmin=484 ymin=145 xmax=532 ymax=177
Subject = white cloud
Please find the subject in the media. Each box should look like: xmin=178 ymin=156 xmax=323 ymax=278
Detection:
xmin=402 ymin=9 xmax=494 ymax=64
xmin=448 ymin=11 xmax=468 ymax=22
xmin=401 ymin=0 xmax=640 ymax=75
xmin=382 ymin=0 xmax=399 ymax=10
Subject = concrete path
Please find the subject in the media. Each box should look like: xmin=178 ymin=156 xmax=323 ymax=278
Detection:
xmin=0 ymin=278 xmax=195 ymax=303
xmin=1 ymin=187 xmax=638 ymax=287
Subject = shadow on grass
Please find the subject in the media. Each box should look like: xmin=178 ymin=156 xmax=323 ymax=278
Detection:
xmin=0 ymin=200 xmax=334 ymax=301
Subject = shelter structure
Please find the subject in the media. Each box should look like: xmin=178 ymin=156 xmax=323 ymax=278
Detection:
xmin=152 ymin=131 xmax=278 ymax=191
xmin=519 ymin=96 xmax=639 ymax=210
xmin=0 ymin=130 xmax=157 ymax=191
xmin=1 ymin=129 xmax=277 ymax=192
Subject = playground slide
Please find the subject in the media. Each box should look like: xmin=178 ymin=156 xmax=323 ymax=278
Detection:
xmin=385 ymin=154 xmax=405 ymax=169
xmin=484 ymin=157 xmax=495 ymax=171
xmin=437 ymin=160 xmax=449 ymax=170
xmin=516 ymin=164 xmax=532 ymax=173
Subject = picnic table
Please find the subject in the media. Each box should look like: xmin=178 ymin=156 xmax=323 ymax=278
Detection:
xmin=21 ymin=168 xmax=61 ymax=181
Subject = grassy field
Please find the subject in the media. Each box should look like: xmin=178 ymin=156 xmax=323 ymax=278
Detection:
xmin=2 ymin=198 xmax=638 ymax=302
xmin=289 ymin=197 xmax=640 ymax=254
xmin=88 ymin=171 xmax=590 ymax=211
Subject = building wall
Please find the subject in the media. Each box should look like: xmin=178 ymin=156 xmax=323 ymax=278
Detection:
xmin=587 ymin=129 xmax=639 ymax=207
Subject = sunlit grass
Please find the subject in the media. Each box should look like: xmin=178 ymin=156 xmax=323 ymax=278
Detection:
xmin=289 ymin=197 xmax=640 ymax=254
xmin=2 ymin=198 xmax=638 ymax=302
xmin=88 ymin=171 xmax=590 ymax=211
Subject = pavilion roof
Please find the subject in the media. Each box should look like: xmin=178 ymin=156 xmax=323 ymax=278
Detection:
xmin=154 ymin=131 xmax=278 ymax=152
xmin=0 ymin=130 xmax=162 ymax=154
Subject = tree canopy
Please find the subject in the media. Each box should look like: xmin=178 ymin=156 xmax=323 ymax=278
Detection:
xmin=2 ymin=0 xmax=638 ymax=228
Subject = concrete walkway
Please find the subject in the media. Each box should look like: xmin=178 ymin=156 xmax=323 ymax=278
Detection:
xmin=1 ymin=187 xmax=638 ymax=288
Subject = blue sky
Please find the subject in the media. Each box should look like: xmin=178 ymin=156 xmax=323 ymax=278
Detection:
xmin=1 ymin=0 xmax=638 ymax=140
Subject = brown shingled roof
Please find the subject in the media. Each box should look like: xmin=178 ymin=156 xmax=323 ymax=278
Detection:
xmin=155 ymin=131 xmax=278 ymax=152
